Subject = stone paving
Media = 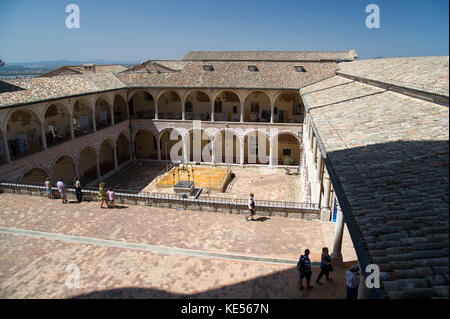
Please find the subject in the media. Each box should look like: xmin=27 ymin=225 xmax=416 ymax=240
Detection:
xmin=104 ymin=162 xmax=303 ymax=202
xmin=0 ymin=193 xmax=357 ymax=298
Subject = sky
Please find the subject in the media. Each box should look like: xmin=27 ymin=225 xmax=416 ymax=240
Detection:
xmin=0 ymin=0 xmax=448 ymax=63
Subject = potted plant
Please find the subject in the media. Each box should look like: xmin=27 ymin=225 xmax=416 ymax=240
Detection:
xmin=283 ymin=156 xmax=293 ymax=175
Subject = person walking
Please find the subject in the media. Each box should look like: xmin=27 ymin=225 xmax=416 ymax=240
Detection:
xmin=56 ymin=178 xmax=68 ymax=204
xmin=107 ymin=187 xmax=115 ymax=209
xmin=97 ymin=182 xmax=109 ymax=208
xmin=74 ymin=177 xmax=82 ymax=203
xmin=316 ymin=247 xmax=333 ymax=285
xmin=346 ymin=265 xmax=360 ymax=299
xmin=246 ymin=193 xmax=256 ymax=221
xmin=297 ymin=249 xmax=313 ymax=290
xmin=45 ymin=177 xmax=52 ymax=199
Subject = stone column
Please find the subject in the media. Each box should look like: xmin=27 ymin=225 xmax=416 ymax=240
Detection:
xmin=74 ymin=165 xmax=80 ymax=179
xmin=239 ymin=139 xmax=245 ymax=166
xmin=270 ymin=100 xmax=275 ymax=123
xmin=113 ymin=147 xmax=119 ymax=170
xmin=40 ymin=122 xmax=47 ymax=150
xmin=331 ymin=206 xmax=345 ymax=262
xmin=92 ymin=110 xmax=97 ymax=132
xmin=181 ymin=101 xmax=185 ymax=121
xmin=183 ymin=138 xmax=189 ymax=163
xmin=269 ymin=138 xmax=274 ymax=167
xmin=157 ymin=137 xmax=161 ymax=160
xmin=1 ymin=130 xmax=11 ymax=163
xmin=109 ymin=105 xmax=114 ymax=126
xmin=210 ymin=101 xmax=215 ymax=122
xmin=320 ymin=171 xmax=332 ymax=221
xmin=211 ymin=140 xmax=216 ymax=164
xmin=316 ymin=155 xmax=323 ymax=182
xmin=154 ymin=101 xmax=159 ymax=120
xmin=357 ymin=261 xmax=371 ymax=299
xmin=240 ymin=101 xmax=244 ymax=123
xmin=69 ymin=114 xmax=75 ymax=139
xmin=96 ymin=156 xmax=101 ymax=179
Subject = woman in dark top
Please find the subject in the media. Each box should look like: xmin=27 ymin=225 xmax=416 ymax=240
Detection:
xmin=316 ymin=247 xmax=333 ymax=284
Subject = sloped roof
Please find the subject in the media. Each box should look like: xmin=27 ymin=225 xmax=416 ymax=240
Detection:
xmin=117 ymin=61 xmax=337 ymax=90
xmin=121 ymin=60 xmax=182 ymax=73
xmin=183 ymin=50 xmax=358 ymax=62
xmin=40 ymin=64 xmax=127 ymax=77
xmin=300 ymin=60 xmax=449 ymax=299
xmin=0 ymin=73 xmax=127 ymax=108
xmin=336 ymin=56 xmax=449 ymax=98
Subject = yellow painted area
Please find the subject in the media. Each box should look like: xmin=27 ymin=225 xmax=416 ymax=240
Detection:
xmin=157 ymin=165 xmax=230 ymax=192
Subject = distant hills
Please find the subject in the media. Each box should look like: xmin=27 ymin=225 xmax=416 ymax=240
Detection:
xmin=0 ymin=59 xmax=140 ymax=78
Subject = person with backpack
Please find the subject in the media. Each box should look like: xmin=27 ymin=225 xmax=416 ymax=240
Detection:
xmin=297 ymin=249 xmax=313 ymax=290
xmin=45 ymin=177 xmax=52 ymax=199
xmin=316 ymin=247 xmax=333 ymax=284
xmin=56 ymin=178 xmax=68 ymax=204
xmin=74 ymin=177 xmax=82 ymax=203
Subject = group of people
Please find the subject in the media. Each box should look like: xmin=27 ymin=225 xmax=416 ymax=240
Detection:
xmin=297 ymin=248 xmax=360 ymax=299
xmin=44 ymin=178 xmax=115 ymax=208
xmin=45 ymin=177 xmax=82 ymax=204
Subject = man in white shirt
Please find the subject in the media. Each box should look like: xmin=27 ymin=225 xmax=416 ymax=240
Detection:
xmin=246 ymin=193 xmax=256 ymax=222
xmin=56 ymin=178 xmax=68 ymax=204
xmin=346 ymin=265 xmax=359 ymax=299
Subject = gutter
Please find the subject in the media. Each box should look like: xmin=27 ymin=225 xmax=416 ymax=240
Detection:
xmin=300 ymin=90 xmax=385 ymax=299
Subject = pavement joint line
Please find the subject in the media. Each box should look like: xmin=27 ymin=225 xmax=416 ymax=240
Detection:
xmin=0 ymin=227 xmax=313 ymax=266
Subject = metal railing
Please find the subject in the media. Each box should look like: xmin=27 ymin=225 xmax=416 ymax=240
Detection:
xmin=0 ymin=181 xmax=320 ymax=212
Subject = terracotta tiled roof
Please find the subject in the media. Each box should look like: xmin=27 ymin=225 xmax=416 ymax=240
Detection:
xmin=121 ymin=60 xmax=182 ymax=73
xmin=40 ymin=64 xmax=127 ymax=77
xmin=0 ymin=73 xmax=127 ymax=108
xmin=300 ymin=71 xmax=449 ymax=299
xmin=183 ymin=50 xmax=358 ymax=62
xmin=118 ymin=61 xmax=337 ymax=90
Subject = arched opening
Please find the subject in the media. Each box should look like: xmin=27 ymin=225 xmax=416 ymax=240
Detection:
xmin=243 ymin=91 xmax=271 ymax=123
xmin=78 ymin=147 xmax=98 ymax=184
xmin=215 ymin=130 xmax=240 ymax=164
xmin=99 ymin=140 xmax=115 ymax=175
xmin=73 ymin=98 xmax=94 ymax=137
xmin=129 ymin=90 xmax=154 ymax=119
xmin=159 ymin=129 xmax=183 ymax=161
xmin=6 ymin=109 xmax=43 ymax=160
xmin=134 ymin=130 xmax=158 ymax=160
xmin=274 ymin=92 xmax=304 ymax=123
xmin=158 ymin=91 xmax=181 ymax=120
xmin=244 ymin=131 xmax=270 ymax=165
xmin=187 ymin=129 xmax=212 ymax=162
xmin=0 ymin=130 xmax=7 ymax=164
xmin=276 ymin=133 xmax=301 ymax=165
xmin=44 ymin=103 xmax=71 ymax=148
xmin=117 ymin=133 xmax=131 ymax=165
xmin=95 ymin=97 xmax=112 ymax=130
xmin=185 ymin=91 xmax=211 ymax=121
xmin=214 ymin=91 xmax=240 ymax=122
xmin=51 ymin=155 xmax=76 ymax=185
xmin=113 ymin=94 xmax=128 ymax=123
xmin=20 ymin=168 xmax=48 ymax=184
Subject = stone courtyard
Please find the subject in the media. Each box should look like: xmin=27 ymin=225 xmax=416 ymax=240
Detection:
xmin=0 ymin=193 xmax=356 ymax=299
xmin=102 ymin=162 xmax=303 ymax=202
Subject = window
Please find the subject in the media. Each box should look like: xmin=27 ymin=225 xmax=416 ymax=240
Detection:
xmin=203 ymin=65 xmax=214 ymax=71
xmin=214 ymin=100 xmax=222 ymax=113
xmin=232 ymin=106 xmax=238 ymax=114
xmin=251 ymin=102 xmax=259 ymax=113
xmin=293 ymin=104 xmax=302 ymax=115
xmin=283 ymin=148 xmax=291 ymax=156
xmin=295 ymin=66 xmax=306 ymax=72
xmin=248 ymin=65 xmax=259 ymax=72
xmin=185 ymin=101 xmax=193 ymax=113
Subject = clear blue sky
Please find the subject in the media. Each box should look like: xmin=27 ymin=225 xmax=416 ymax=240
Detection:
xmin=0 ymin=0 xmax=448 ymax=63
